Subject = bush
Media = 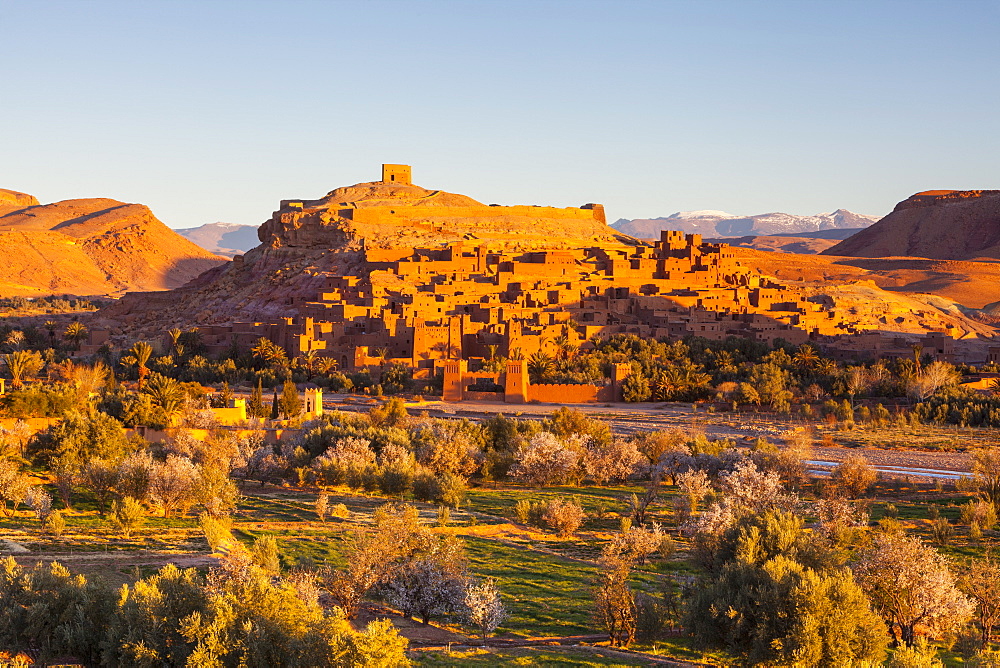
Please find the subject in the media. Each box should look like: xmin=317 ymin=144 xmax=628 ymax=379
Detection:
xmin=412 ymin=469 xmax=466 ymax=508
xmin=412 ymin=468 xmax=439 ymax=503
xmin=635 ymin=592 xmax=674 ymax=641
xmin=436 ymin=505 xmax=450 ymax=527
xmin=314 ymin=492 xmax=329 ymax=522
xmin=251 ymin=535 xmax=281 ymax=575
xmin=514 ymin=499 xmax=533 ymax=524
xmin=45 ymin=510 xmax=66 ymax=537
xmin=330 ymin=503 xmax=350 ymax=519
xmin=961 ymin=500 xmax=997 ymax=530
xmin=829 ymin=455 xmax=878 ymax=498
xmin=377 ymin=463 xmax=414 ymax=497
xmin=542 ymin=497 xmax=585 ymax=537
xmin=436 ymin=472 xmax=467 ymax=509
xmin=931 ymin=517 xmax=954 ymax=546
xmin=110 ymin=497 xmax=145 ymax=539
xmin=200 ymin=512 xmax=232 ymax=552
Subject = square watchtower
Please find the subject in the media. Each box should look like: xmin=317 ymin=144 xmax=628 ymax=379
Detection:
xmin=382 ymin=164 xmax=412 ymax=185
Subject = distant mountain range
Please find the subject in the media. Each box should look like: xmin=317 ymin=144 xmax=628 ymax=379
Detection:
xmin=176 ymin=222 xmax=260 ymax=257
xmin=612 ymin=209 xmax=881 ymax=239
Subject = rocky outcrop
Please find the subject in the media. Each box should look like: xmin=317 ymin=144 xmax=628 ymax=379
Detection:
xmin=0 ymin=188 xmax=40 ymax=214
xmin=824 ymin=190 xmax=1000 ymax=260
xmin=257 ymin=180 xmax=622 ymax=251
xmin=93 ymin=176 xmax=632 ymax=332
xmin=0 ymin=195 xmax=228 ymax=296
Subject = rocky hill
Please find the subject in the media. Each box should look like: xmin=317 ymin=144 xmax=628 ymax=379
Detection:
xmin=824 ymin=190 xmax=1000 ymax=260
xmin=613 ymin=209 xmax=879 ymax=239
xmin=95 ymin=173 xmax=632 ymax=331
xmin=0 ymin=193 xmax=228 ymax=296
xmin=176 ymin=222 xmax=259 ymax=257
xmin=257 ymin=180 xmax=626 ymax=250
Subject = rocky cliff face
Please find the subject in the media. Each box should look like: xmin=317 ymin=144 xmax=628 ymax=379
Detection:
xmin=0 ymin=194 xmax=228 ymax=296
xmin=824 ymin=190 xmax=1000 ymax=260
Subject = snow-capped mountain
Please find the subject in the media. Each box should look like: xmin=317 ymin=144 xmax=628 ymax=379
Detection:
xmin=612 ymin=208 xmax=881 ymax=239
xmin=175 ymin=222 xmax=259 ymax=257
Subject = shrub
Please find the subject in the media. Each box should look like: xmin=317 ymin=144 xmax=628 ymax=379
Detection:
xmin=110 ymin=497 xmax=145 ymax=539
xmin=436 ymin=472 xmax=467 ymax=509
xmin=829 ymin=455 xmax=878 ymax=498
xmin=330 ymin=503 xmax=350 ymax=519
xmin=510 ymin=432 xmax=582 ymax=486
xmin=377 ymin=463 xmax=414 ymax=497
xmin=412 ymin=468 xmax=439 ymax=503
xmin=961 ymin=500 xmax=997 ymax=530
xmin=635 ymin=592 xmax=673 ymax=641
xmin=436 ymin=505 xmax=450 ymax=527
xmin=45 ymin=510 xmax=66 ymax=537
xmin=315 ymin=492 xmax=329 ymax=522
xmin=200 ymin=512 xmax=232 ymax=552
xmin=931 ymin=517 xmax=954 ymax=546
xmin=542 ymin=497 xmax=585 ymax=537
xmin=251 ymin=535 xmax=281 ymax=575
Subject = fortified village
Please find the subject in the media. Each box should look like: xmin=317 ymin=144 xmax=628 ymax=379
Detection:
xmin=97 ymin=165 xmax=994 ymax=403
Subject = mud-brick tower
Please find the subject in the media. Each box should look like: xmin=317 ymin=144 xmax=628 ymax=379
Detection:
xmin=304 ymin=388 xmax=324 ymax=418
xmin=504 ymin=360 xmax=529 ymax=404
xmin=442 ymin=360 xmax=467 ymax=402
xmin=381 ymin=164 xmax=412 ymax=185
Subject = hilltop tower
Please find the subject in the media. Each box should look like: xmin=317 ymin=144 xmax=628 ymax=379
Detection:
xmin=381 ymin=164 xmax=412 ymax=185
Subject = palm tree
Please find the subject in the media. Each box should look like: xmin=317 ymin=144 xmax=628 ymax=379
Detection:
xmin=3 ymin=350 xmax=44 ymax=389
xmin=121 ymin=341 xmax=154 ymax=388
xmin=251 ymin=337 xmax=289 ymax=375
xmin=167 ymin=327 xmax=185 ymax=357
xmin=4 ymin=330 xmax=25 ymax=351
xmin=814 ymin=359 xmax=837 ymax=376
xmin=314 ymin=357 xmax=338 ymax=376
xmin=63 ymin=322 xmax=88 ymax=350
xmin=527 ymin=352 xmax=554 ymax=383
xmin=793 ymin=344 xmax=819 ymax=370
xmin=298 ymin=349 xmax=320 ymax=377
xmin=144 ymin=373 xmax=186 ymax=425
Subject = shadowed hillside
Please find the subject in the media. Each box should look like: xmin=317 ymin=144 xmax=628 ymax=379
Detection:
xmin=825 ymin=190 xmax=1000 ymax=260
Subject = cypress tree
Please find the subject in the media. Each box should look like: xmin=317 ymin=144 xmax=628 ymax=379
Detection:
xmin=279 ymin=380 xmax=302 ymax=419
xmin=270 ymin=388 xmax=279 ymax=420
xmin=248 ymin=379 xmax=265 ymax=418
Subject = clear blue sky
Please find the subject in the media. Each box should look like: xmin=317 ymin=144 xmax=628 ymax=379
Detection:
xmin=2 ymin=0 xmax=998 ymax=228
